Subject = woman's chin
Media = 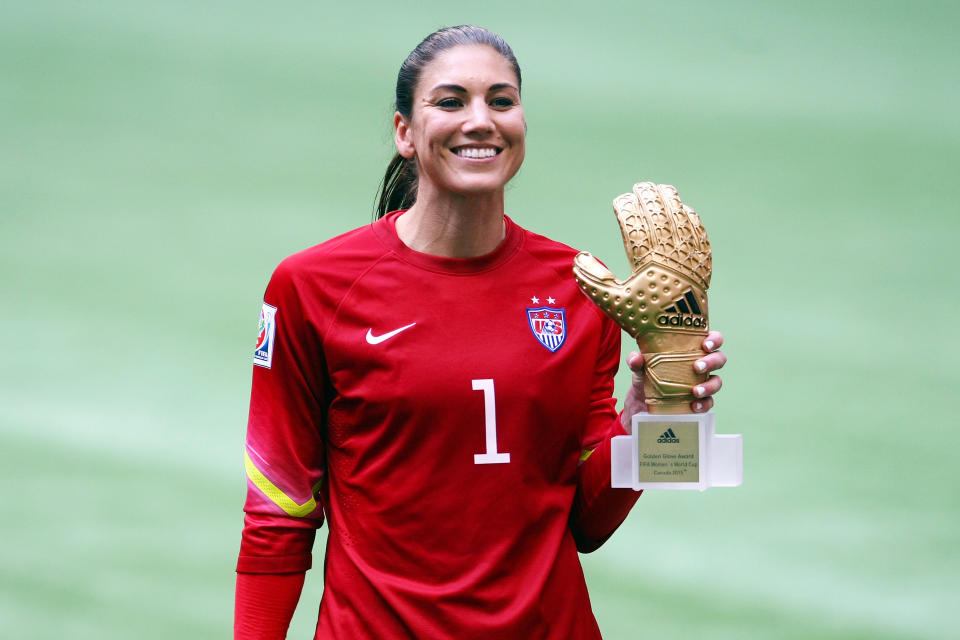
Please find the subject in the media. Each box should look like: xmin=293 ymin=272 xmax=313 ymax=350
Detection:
xmin=444 ymin=173 xmax=519 ymax=198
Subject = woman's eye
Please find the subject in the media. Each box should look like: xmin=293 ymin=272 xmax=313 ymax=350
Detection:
xmin=436 ymin=98 xmax=462 ymax=108
xmin=491 ymin=97 xmax=515 ymax=108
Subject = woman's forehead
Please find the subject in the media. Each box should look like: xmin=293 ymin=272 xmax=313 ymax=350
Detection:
xmin=418 ymin=45 xmax=519 ymax=91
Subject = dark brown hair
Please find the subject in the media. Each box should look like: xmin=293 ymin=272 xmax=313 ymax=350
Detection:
xmin=374 ymin=26 xmax=522 ymax=219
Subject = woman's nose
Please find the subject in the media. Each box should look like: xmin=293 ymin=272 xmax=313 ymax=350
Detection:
xmin=461 ymin=99 xmax=494 ymax=134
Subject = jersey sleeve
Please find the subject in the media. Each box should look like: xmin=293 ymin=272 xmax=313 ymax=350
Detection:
xmin=234 ymin=572 xmax=305 ymax=639
xmin=569 ymin=314 xmax=642 ymax=552
xmin=238 ymin=261 xmax=328 ymax=574
xmin=580 ymin=314 xmax=622 ymax=452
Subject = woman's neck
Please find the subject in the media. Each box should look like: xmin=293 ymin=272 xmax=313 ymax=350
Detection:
xmin=395 ymin=187 xmax=506 ymax=258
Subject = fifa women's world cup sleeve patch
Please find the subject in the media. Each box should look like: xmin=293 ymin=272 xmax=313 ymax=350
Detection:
xmin=254 ymin=302 xmax=278 ymax=368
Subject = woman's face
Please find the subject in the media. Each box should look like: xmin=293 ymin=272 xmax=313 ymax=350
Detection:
xmin=395 ymin=44 xmax=525 ymax=199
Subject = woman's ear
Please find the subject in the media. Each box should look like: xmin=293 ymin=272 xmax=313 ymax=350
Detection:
xmin=394 ymin=112 xmax=416 ymax=159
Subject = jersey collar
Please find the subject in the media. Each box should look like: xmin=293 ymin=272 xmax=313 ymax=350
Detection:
xmin=372 ymin=210 xmax=523 ymax=275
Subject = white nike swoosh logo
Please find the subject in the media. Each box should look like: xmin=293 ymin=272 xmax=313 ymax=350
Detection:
xmin=365 ymin=322 xmax=417 ymax=345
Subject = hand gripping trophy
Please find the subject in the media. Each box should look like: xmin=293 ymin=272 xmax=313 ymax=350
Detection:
xmin=573 ymin=182 xmax=742 ymax=490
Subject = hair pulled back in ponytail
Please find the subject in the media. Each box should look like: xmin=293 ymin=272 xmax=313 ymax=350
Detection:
xmin=374 ymin=25 xmax=522 ymax=220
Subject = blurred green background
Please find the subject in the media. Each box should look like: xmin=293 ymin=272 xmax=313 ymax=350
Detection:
xmin=2 ymin=0 xmax=958 ymax=638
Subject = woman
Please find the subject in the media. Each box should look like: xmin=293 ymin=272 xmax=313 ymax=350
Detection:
xmin=235 ymin=25 xmax=725 ymax=639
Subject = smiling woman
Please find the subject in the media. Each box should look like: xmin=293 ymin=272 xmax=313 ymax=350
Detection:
xmin=233 ymin=24 xmax=726 ymax=640
xmin=390 ymin=43 xmax=527 ymax=258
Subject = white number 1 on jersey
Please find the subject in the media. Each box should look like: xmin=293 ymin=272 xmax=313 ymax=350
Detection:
xmin=472 ymin=379 xmax=510 ymax=465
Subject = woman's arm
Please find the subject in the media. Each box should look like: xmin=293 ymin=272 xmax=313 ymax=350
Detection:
xmin=235 ymin=262 xmax=329 ymax=638
xmin=570 ymin=331 xmax=726 ymax=552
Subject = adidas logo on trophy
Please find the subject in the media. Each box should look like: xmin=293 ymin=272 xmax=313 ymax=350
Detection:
xmin=657 ymin=428 xmax=679 ymax=444
xmin=658 ymin=289 xmax=707 ymax=328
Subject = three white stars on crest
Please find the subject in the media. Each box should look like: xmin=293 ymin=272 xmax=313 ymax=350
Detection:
xmin=530 ymin=296 xmax=556 ymax=305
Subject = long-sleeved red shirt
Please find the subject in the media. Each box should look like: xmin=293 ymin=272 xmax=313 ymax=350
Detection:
xmin=236 ymin=212 xmax=640 ymax=638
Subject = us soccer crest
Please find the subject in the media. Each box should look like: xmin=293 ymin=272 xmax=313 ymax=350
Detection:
xmin=527 ymin=306 xmax=566 ymax=353
xmin=254 ymin=302 xmax=277 ymax=368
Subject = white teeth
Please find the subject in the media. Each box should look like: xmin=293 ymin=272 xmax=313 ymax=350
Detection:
xmin=456 ymin=147 xmax=498 ymax=159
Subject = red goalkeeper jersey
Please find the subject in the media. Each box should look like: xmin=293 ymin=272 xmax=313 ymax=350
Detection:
xmin=238 ymin=211 xmax=636 ymax=638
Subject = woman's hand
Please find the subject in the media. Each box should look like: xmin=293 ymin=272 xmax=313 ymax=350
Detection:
xmin=620 ymin=330 xmax=727 ymax=431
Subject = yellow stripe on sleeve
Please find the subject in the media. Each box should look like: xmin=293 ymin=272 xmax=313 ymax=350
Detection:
xmin=579 ymin=448 xmax=596 ymax=462
xmin=244 ymin=450 xmax=320 ymax=518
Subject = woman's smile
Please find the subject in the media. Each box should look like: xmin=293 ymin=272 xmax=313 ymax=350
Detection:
xmin=452 ymin=145 xmax=501 ymax=160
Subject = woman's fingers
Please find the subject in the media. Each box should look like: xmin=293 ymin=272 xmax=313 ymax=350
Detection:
xmin=693 ymin=331 xmax=725 ymax=412
xmin=693 ymin=375 xmax=722 ymax=398
xmin=695 ymin=331 xmax=726 ymax=372
xmin=694 ymin=350 xmax=726 ymax=374
xmin=702 ymin=330 xmax=724 ymax=352
xmin=691 ymin=395 xmax=714 ymax=413
xmin=691 ymin=375 xmax=721 ymax=413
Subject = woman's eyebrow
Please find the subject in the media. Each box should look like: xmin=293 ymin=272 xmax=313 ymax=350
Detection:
xmin=430 ymin=82 xmax=519 ymax=93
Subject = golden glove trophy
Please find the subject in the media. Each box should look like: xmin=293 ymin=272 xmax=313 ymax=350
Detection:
xmin=573 ymin=182 xmax=742 ymax=490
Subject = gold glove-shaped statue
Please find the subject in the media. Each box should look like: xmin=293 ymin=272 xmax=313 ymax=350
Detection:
xmin=573 ymin=182 xmax=712 ymax=414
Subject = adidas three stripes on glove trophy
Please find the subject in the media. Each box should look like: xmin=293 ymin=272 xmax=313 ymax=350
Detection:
xmin=574 ymin=182 xmax=742 ymax=490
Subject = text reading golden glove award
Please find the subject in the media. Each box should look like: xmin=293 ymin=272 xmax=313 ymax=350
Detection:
xmin=573 ymin=182 xmax=742 ymax=491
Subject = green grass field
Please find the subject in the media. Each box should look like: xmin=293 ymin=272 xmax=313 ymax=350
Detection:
xmin=2 ymin=1 xmax=958 ymax=637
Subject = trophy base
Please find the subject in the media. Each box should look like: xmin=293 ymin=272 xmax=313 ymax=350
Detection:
xmin=611 ymin=412 xmax=742 ymax=491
